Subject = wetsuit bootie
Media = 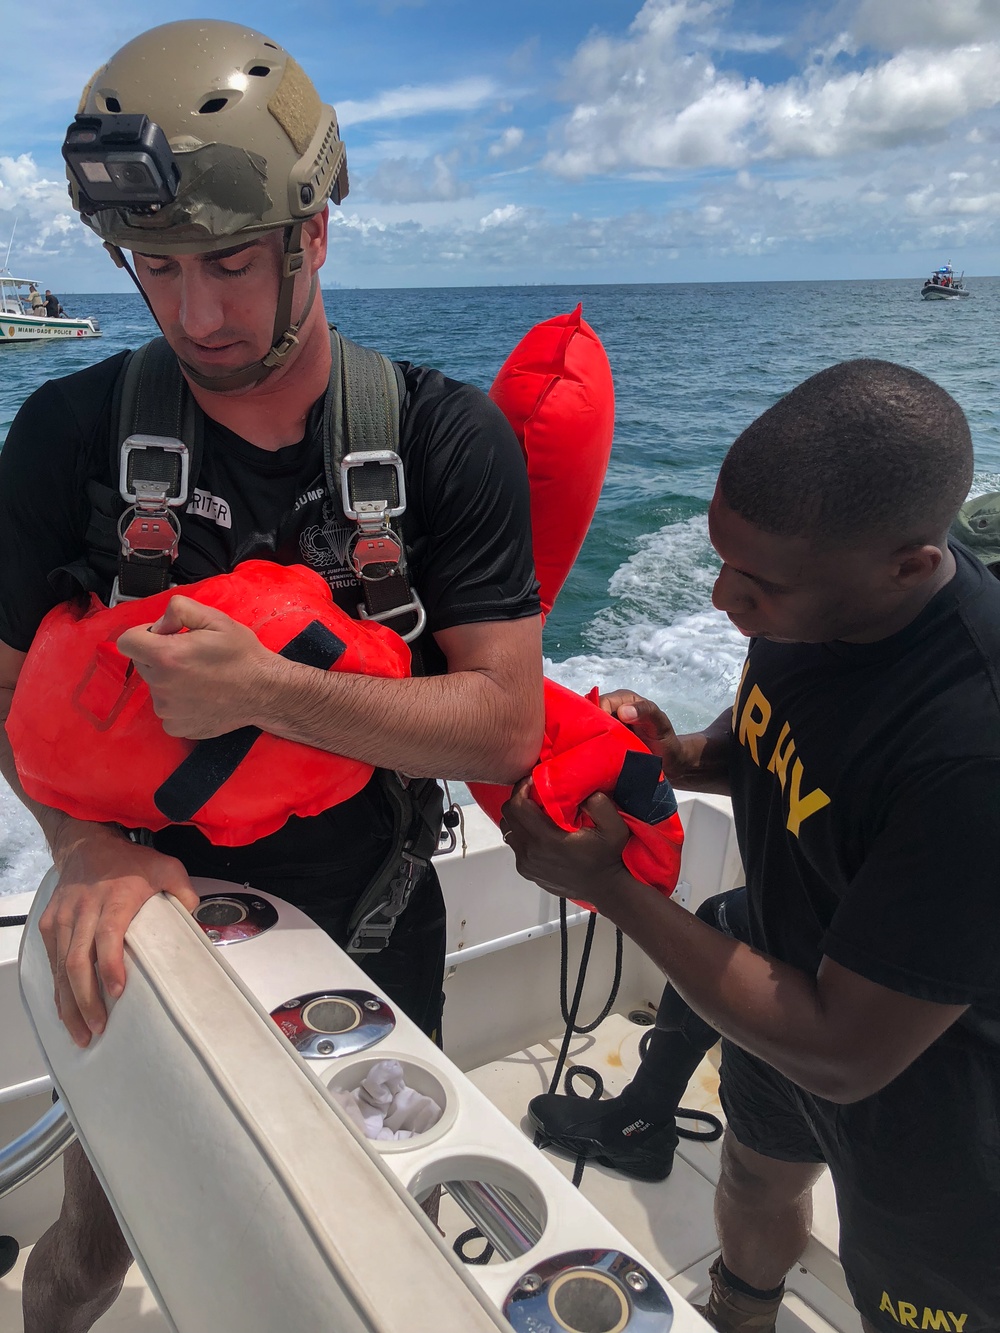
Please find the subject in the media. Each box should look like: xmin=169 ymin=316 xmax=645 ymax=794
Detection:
xmin=527 ymin=1091 xmax=680 ymax=1181
xmin=694 ymin=1257 xmax=784 ymax=1333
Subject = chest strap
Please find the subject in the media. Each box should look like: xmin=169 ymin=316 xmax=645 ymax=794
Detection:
xmin=111 ymin=338 xmax=202 ymax=604
xmin=323 ymin=329 xmax=425 ymax=643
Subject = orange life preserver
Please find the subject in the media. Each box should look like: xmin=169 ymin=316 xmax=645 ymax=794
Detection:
xmin=9 ymin=309 xmax=683 ymax=890
xmin=489 ymin=305 xmax=614 ymax=617
xmin=470 ymin=308 xmax=684 ymax=900
xmin=8 ymin=561 xmax=409 ymax=845
xmin=471 ymin=681 xmax=683 ymax=897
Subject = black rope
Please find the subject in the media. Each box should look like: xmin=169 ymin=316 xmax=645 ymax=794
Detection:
xmin=533 ymin=899 xmax=625 ymax=1188
xmin=0 ymin=915 xmax=28 ymax=928
xmin=558 ymin=897 xmax=624 ymax=1035
xmin=453 ymin=1227 xmax=495 ymax=1265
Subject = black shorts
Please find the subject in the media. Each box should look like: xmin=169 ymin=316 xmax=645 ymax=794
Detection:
xmin=720 ymin=1030 xmax=1000 ymax=1330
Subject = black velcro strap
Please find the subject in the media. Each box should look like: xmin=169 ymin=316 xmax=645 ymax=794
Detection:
xmin=153 ymin=621 xmax=346 ymax=824
xmin=612 ymin=750 xmax=678 ymax=825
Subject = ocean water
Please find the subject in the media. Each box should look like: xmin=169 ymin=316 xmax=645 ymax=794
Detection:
xmin=2 ymin=277 xmax=999 ymax=894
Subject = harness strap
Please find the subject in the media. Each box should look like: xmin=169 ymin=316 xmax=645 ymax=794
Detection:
xmin=345 ymin=773 xmax=444 ymax=954
xmin=109 ymin=332 xmax=445 ymax=954
xmin=112 ymin=339 xmax=203 ymax=601
xmin=324 ymin=330 xmax=424 ymax=647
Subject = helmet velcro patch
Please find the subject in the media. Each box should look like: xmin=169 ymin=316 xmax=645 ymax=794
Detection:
xmin=268 ymin=56 xmax=322 ymax=156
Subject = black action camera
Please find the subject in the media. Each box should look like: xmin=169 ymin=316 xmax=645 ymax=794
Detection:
xmin=62 ymin=114 xmax=181 ymax=212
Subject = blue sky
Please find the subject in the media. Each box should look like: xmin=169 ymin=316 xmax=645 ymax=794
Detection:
xmin=2 ymin=0 xmax=1000 ymax=290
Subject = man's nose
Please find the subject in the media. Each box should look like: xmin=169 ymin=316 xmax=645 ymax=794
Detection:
xmin=177 ymin=270 xmax=225 ymax=341
xmin=712 ymin=564 xmax=753 ymax=615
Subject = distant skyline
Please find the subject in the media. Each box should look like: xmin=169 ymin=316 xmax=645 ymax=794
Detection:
xmin=2 ymin=0 xmax=1000 ymax=290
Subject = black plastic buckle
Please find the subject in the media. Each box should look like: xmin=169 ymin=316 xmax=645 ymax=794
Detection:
xmin=347 ymin=852 xmax=427 ymax=955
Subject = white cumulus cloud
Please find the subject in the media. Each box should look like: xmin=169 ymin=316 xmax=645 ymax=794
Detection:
xmin=479 ymin=203 xmax=525 ymax=230
xmin=0 ymin=154 xmax=99 ymax=268
xmin=488 ymin=127 xmax=525 ymax=158
xmin=545 ymin=0 xmax=1000 ymax=177
xmin=853 ymin=0 xmax=1000 ymax=52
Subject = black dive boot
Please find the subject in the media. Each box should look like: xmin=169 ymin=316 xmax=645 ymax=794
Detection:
xmin=528 ymin=1080 xmax=682 ymax=1181
xmin=528 ymin=1012 xmax=720 ymax=1182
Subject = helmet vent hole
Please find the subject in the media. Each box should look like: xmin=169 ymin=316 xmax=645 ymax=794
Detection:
xmin=247 ymin=65 xmax=271 ymax=77
xmin=198 ymin=97 xmax=229 ymax=115
xmin=104 ymin=95 xmax=122 ymax=113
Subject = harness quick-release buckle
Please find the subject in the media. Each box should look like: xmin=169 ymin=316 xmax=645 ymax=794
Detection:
xmin=110 ymin=435 xmax=189 ymax=606
xmin=347 ymin=851 xmax=426 ymax=954
xmin=350 ymin=519 xmax=403 ymax=580
xmin=119 ymin=435 xmax=189 ymax=509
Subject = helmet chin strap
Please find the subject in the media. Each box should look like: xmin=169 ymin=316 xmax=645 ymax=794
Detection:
xmin=106 ymin=221 xmax=318 ymax=394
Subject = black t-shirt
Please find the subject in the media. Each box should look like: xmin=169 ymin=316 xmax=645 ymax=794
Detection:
xmin=0 ymin=350 xmax=539 ymax=892
xmin=729 ymin=545 xmax=1000 ymax=1031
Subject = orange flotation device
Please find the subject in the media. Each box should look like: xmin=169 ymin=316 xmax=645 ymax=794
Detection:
xmin=8 ymin=561 xmax=409 ymax=845
xmin=9 ymin=307 xmax=683 ymax=890
xmin=469 ymin=307 xmax=684 ymax=899
xmin=489 ymin=305 xmax=615 ymax=617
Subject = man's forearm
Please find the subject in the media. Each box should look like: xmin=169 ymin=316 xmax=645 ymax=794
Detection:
xmin=247 ymin=658 xmax=541 ymax=784
xmin=600 ymin=871 xmax=873 ymax=1100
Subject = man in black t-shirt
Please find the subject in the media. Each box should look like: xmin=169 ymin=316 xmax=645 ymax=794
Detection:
xmin=506 ymin=360 xmax=1000 ymax=1333
xmin=1 ymin=21 xmax=542 ymax=1333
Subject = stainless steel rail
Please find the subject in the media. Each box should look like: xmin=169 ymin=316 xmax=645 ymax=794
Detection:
xmin=444 ymin=1180 xmax=544 ymax=1261
xmin=0 ymin=1101 xmax=75 ymax=1201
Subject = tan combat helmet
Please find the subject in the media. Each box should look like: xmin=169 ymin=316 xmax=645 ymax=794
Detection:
xmin=66 ymin=20 xmax=349 ymax=390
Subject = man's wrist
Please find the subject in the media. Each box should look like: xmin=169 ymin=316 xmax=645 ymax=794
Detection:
xmin=48 ymin=817 xmax=128 ymax=872
xmin=671 ymin=727 xmax=732 ymax=792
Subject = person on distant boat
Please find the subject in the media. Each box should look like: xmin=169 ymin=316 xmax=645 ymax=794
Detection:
xmin=506 ymin=360 xmax=1000 ymax=1333
xmin=43 ymin=289 xmax=63 ymax=317
xmin=27 ymin=284 xmax=44 ymax=314
xmin=0 ymin=19 xmax=542 ymax=1333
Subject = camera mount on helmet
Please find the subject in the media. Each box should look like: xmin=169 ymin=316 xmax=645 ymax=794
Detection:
xmin=63 ymin=115 xmax=180 ymax=215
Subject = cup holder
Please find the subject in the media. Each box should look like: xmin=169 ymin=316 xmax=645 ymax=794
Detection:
xmin=325 ymin=1054 xmax=457 ymax=1152
xmin=409 ymin=1154 xmax=547 ymax=1263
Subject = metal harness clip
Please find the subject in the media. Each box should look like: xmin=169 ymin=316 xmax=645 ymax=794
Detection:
xmin=110 ymin=435 xmax=190 ymax=606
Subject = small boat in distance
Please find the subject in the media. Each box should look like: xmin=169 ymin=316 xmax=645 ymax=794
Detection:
xmin=920 ymin=262 xmax=971 ymax=300
xmin=0 ymin=222 xmax=100 ymax=342
xmin=0 ymin=272 xmax=101 ymax=343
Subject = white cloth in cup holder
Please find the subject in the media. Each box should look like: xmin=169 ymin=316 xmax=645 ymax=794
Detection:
xmin=330 ymin=1060 xmax=443 ymax=1141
